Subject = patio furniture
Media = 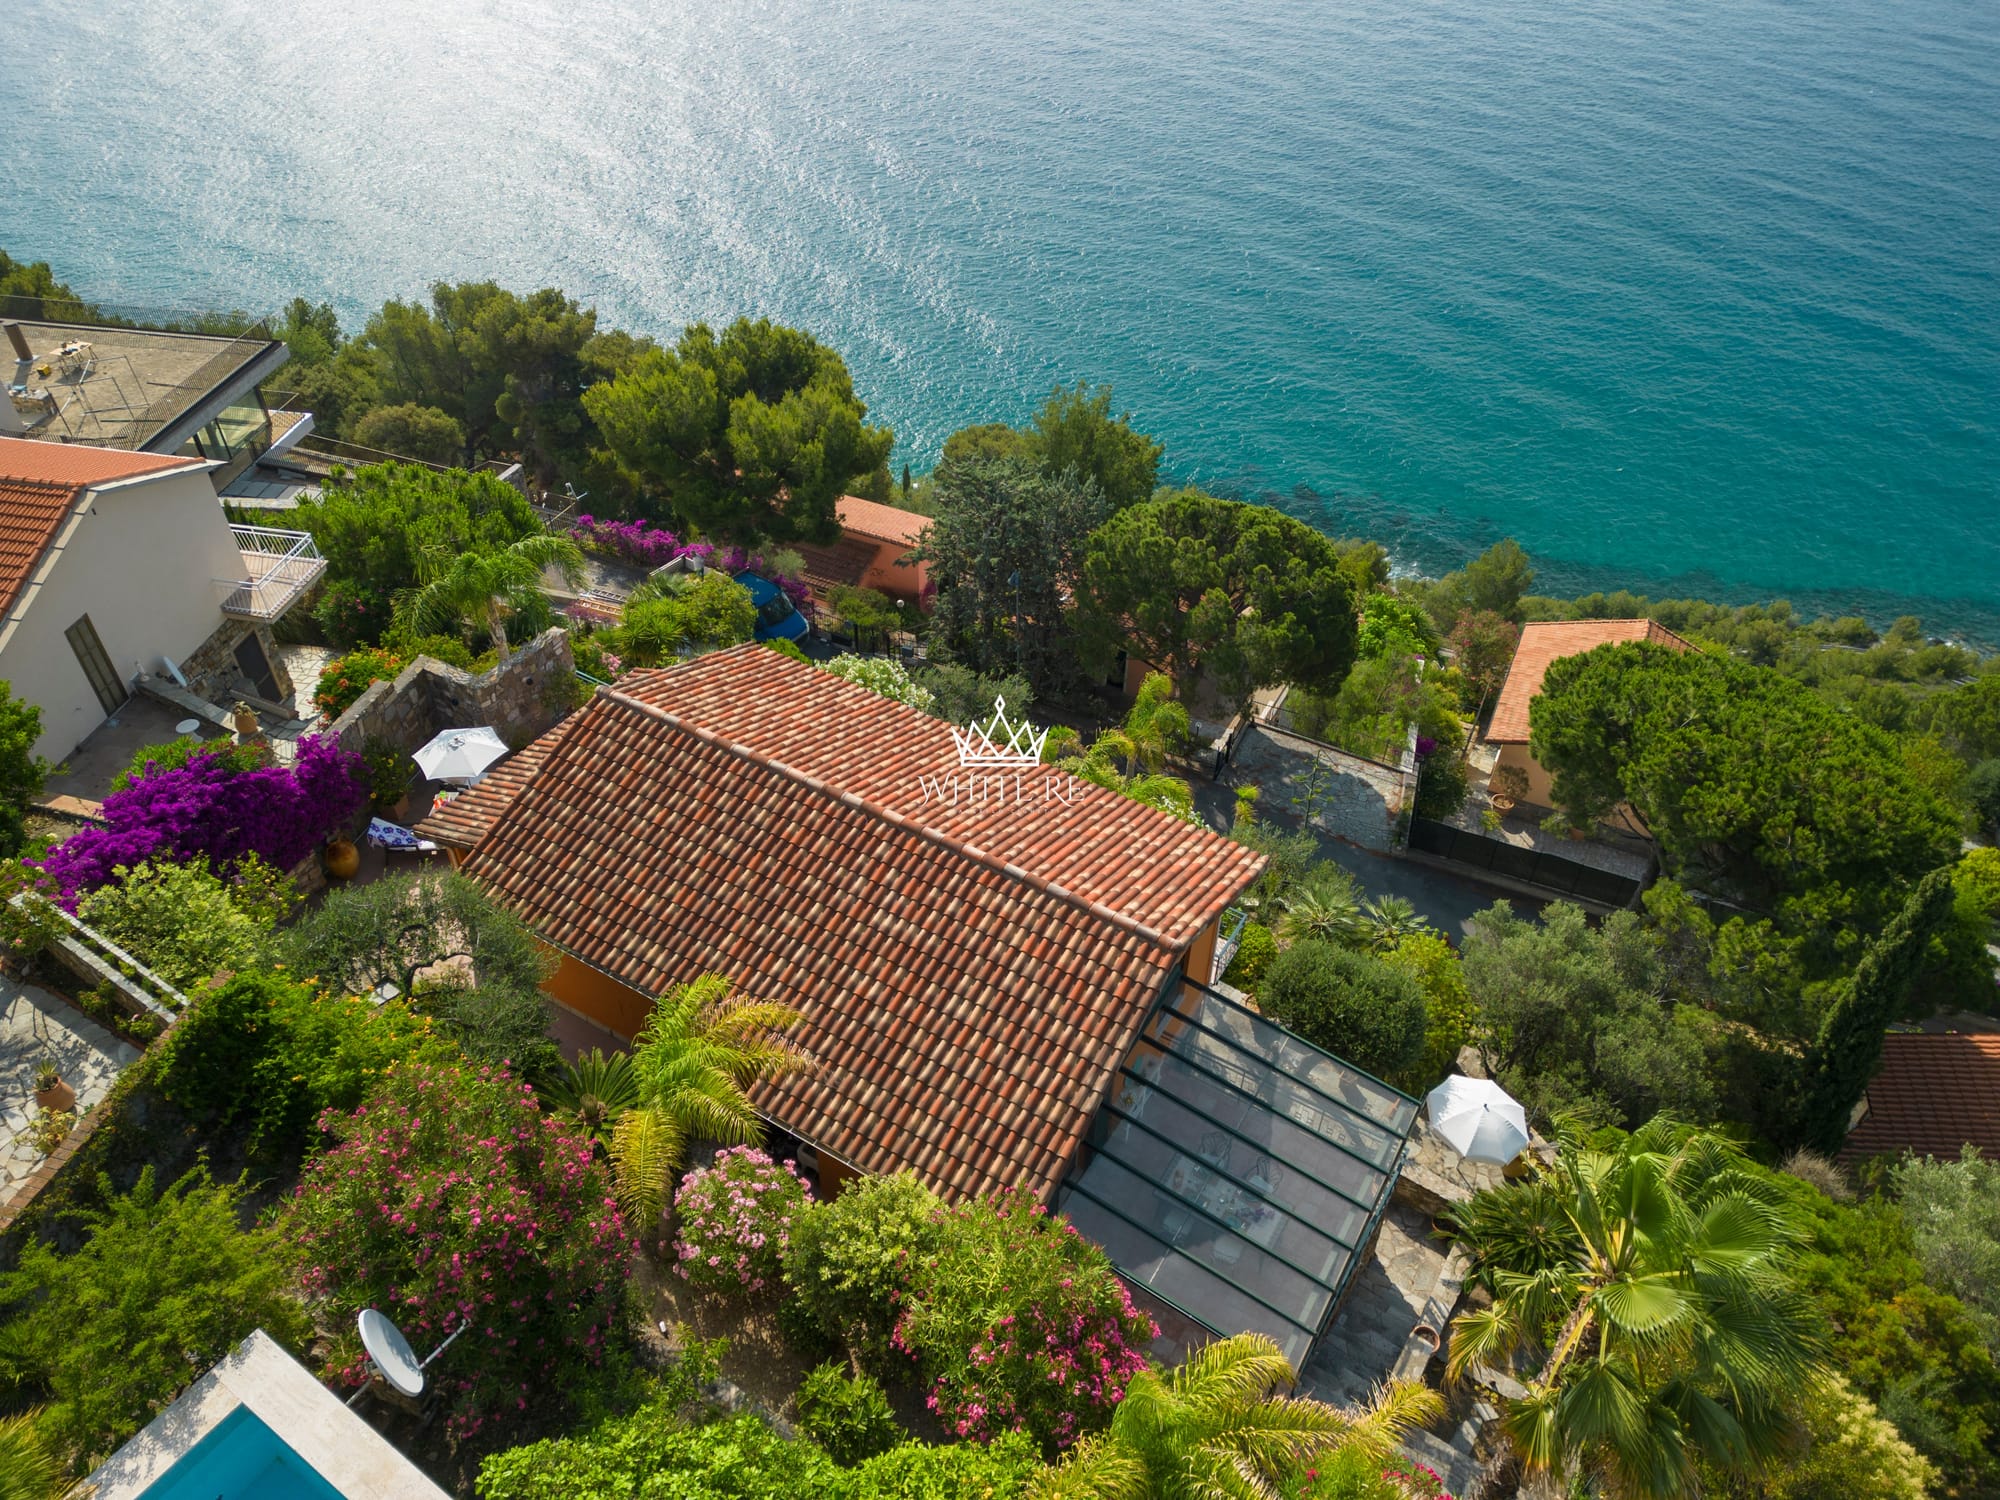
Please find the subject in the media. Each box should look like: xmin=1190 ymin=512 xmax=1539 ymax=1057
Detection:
xmin=366 ymin=818 xmax=438 ymax=856
xmin=1425 ymin=1075 xmax=1530 ymax=1165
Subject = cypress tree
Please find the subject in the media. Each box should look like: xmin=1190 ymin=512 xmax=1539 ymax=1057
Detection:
xmin=1798 ymin=867 xmax=1955 ymax=1150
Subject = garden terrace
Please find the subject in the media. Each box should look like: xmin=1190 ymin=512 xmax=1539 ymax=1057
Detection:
xmin=444 ymin=644 xmax=1267 ymax=1202
xmin=1057 ymin=975 xmax=1418 ymax=1369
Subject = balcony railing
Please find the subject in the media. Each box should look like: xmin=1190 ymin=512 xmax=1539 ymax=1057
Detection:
xmin=220 ymin=525 xmax=326 ymax=621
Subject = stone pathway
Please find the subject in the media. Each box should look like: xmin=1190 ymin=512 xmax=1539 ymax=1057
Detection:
xmin=0 ymin=980 xmax=141 ymax=1205
xmin=1299 ymin=1201 xmax=1446 ymax=1409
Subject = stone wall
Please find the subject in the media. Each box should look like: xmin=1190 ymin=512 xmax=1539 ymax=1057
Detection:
xmin=177 ymin=617 xmax=295 ymax=712
xmin=328 ymin=627 xmax=578 ymax=758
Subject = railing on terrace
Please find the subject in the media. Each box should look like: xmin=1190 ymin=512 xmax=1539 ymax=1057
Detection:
xmin=9 ymin=893 xmax=185 ymax=1022
xmin=1210 ymin=905 xmax=1251 ymax=984
xmin=220 ymin=525 xmax=327 ymax=621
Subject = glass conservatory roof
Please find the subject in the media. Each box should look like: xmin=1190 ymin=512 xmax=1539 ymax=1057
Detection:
xmin=1058 ymin=977 xmax=1420 ymax=1368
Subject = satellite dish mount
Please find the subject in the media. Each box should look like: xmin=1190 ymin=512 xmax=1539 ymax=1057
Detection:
xmin=346 ymin=1308 xmax=468 ymax=1410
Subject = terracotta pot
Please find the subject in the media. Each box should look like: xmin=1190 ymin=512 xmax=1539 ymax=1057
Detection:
xmin=1489 ymin=795 xmax=1515 ymax=814
xmin=323 ymin=835 xmax=361 ymax=881
xmin=35 ymin=1079 xmax=75 ymax=1113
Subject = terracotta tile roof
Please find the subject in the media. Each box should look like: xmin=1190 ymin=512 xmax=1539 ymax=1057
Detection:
xmin=836 ymin=495 xmax=930 ymax=549
xmin=0 ymin=437 xmax=201 ymax=488
xmin=464 ymin=682 xmax=1205 ymax=1201
xmin=793 ymin=535 xmax=878 ymax=598
xmin=610 ymin=646 xmax=1267 ymax=945
xmin=1485 ymin=619 xmax=1696 ymax=743
xmin=413 ymin=719 xmax=578 ymax=849
xmin=0 ymin=439 xmax=204 ymax=620
xmin=1843 ymin=1032 xmax=2000 ymax=1162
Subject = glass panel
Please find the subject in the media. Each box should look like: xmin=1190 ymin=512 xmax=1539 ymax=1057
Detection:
xmin=1089 ymin=1108 xmax=1354 ymax=1286
xmin=1061 ymin=1189 xmax=1314 ymax=1369
xmin=212 ymin=396 xmax=270 ymax=459
xmin=1166 ymin=983 xmax=1419 ymax=1133
xmin=1121 ymin=1042 xmax=1391 ymax=1207
xmin=1093 ymin=1089 xmax=1371 ymax=1249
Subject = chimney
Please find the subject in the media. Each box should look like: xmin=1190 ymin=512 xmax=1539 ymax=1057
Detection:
xmin=3 ymin=322 xmax=31 ymax=361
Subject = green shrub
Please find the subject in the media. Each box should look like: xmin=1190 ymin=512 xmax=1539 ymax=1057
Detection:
xmin=1412 ymin=748 xmax=1468 ymax=820
xmin=75 ymin=855 xmax=293 ymax=992
xmin=896 ymin=1188 xmax=1153 ymax=1450
xmin=312 ymin=645 xmax=405 ymax=719
xmin=478 ymin=1408 xmax=835 ymax=1500
xmin=0 ymin=1166 xmax=309 ymax=1472
xmin=785 ymin=1170 xmax=943 ymax=1362
xmin=1968 ymin=758 xmax=2000 ymax=836
xmin=312 ymin=577 xmax=390 ymax=649
xmin=108 ymin=734 xmax=263 ymax=793
xmin=357 ymin=736 xmax=413 ymax=813
xmin=796 ymin=1362 xmax=898 ymax=1465
xmin=763 ymin=637 xmax=810 ymax=664
xmin=151 ymin=970 xmax=454 ymax=1156
xmin=1221 ymin=922 xmax=1277 ymax=992
xmin=836 ymin=1432 xmax=1040 ymax=1498
xmin=1379 ymin=930 xmax=1473 ymax=1090
xmin=1260 ymin=940 xmax=1427 ymax=1079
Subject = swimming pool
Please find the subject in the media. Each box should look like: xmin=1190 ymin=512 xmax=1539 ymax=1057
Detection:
xmin=141 ymin=1406 xmax=345 ymax=1500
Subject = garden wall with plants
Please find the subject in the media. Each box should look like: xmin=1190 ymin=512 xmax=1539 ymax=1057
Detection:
xmin=326 ymin=626 xmax=578 ymax=757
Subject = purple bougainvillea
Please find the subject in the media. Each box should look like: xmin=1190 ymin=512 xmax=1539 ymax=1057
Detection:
xmin=38 ymin=735 xmax=365 ymax=902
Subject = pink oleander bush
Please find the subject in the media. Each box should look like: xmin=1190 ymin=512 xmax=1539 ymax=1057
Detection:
xmin=892 ymin=1187 xmax=1155 ymax=1453
xmin=287 ymin=1061 xmax=633 ymax=1443
xmin=672 ymin=1146 xmax=812 ymax=1296
xmin=36 ymin=734 xmax=365 ymax=904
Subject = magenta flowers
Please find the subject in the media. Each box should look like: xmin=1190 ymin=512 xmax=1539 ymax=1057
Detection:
xmin=673 ymin=1146 xmax=812 ymax=1296
xmin=38 ymin=735 xmax=365 ymax=903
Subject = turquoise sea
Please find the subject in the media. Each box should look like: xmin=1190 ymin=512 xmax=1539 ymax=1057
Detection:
xmin=4 ymin=0 xmax=1996 ymax=637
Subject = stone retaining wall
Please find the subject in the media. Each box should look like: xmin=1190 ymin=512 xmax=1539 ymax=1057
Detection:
xmin=328 ymin=628 xmax=578 ymax=758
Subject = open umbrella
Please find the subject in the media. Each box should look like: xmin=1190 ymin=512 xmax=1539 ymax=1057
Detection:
xmin=1425 ymin=1075 xmax=1530 ymax=1165
xmin=412 ymin=725 xmax=510 ymax=785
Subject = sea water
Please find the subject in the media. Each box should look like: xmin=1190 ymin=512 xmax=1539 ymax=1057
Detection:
xmin=4 ymin=0 xmax=1995 ymax=635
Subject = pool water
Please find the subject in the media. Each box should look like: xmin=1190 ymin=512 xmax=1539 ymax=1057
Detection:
xmin=144 ymin=1406 xmax=345 ymax=1500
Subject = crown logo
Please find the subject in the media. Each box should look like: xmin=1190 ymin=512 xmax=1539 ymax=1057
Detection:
xmin=950 ymin=695 xmax=1049 ymax=768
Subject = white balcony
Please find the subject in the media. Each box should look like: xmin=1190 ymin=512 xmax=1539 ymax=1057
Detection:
xmin=220 ymin=525 xmax=326 ymax=621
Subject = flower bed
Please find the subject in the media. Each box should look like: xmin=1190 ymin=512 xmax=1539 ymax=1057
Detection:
xmin=288 ymin=1061 xmax=632 ymax=1442
xmin=312 ymin=645 xmax=406 ymax=719
xmin=36 ymin=736 xmax=366 ymax=903
xmin=672 ymin=1145 xmax=811 ymax=1295
xmin=569 ymin=515 xmax=703 ymax=569
xmin=893 ymin=1187 xmax=1154 ymax=1451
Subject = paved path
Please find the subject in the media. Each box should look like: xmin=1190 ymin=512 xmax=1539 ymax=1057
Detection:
xmin=0 ymin=979 xmax=140 ymax=1204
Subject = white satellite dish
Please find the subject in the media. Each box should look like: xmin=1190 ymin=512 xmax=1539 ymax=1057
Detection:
xmin=357 ymin=1308 xmax=426 ymax=1398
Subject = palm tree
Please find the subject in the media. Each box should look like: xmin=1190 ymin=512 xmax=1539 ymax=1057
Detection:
xmin=610 ymin=973 xmax=814 ymax=1223
xmin=1278 ymin=882 xmax=1366 ymax=948
xmin=0 ymin=1412 xmax=57 ymax=1500
xmin=1444 ymin=1119 xmax=1822 ymax=1498
xmin=397 ymin=534 xmax=585 ymax=657
xmin=1359 ymin=895 xmax=1431 ymax=952
xmin=546 ymin=1048 xmax=641 ymax=1148
xmin=1030 ymin=1333 xmax=1441 ymax=1500
xmin=1097 ymin=673 xmax=1192 ymax=778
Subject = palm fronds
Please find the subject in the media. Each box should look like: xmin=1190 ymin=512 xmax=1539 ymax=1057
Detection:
xmin=610 ymin=1105 xmax=682 ymax=1227
xmin=546 ymin=1047 xmax=642 ymax=1147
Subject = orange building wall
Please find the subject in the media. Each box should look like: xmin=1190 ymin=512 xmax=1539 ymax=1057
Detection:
xmin=856 ymin=539 xmax=930 ymax=609
xmin=544 ymin=950 xmax=655 ymax=1039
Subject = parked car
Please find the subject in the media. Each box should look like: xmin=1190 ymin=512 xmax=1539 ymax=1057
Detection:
xmin=735 ymin=570 xmax=810 ymax=643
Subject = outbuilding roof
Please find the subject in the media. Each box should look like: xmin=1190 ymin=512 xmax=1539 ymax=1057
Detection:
xmin=1485 ymin=619 xmax=1695 ymax=744
xmin=1843 ymin=1031 xmax=2000 ymax=1163
xmin=458 ymin=645 xmax=1266 ymax=1201
xmin=835 ymin=494 xmax=930 ymax=548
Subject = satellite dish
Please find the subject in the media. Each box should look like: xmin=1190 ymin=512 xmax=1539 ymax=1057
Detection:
xmin=357 ymin=1308 xmax=426 ymax=1398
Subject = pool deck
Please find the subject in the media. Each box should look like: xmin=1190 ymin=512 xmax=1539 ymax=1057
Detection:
xmin=82 ymin=1330 xmax=446 ymax=1499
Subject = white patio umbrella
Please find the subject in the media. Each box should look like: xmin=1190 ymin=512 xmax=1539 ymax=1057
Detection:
xmin=412 ymin=725 xmax=510 ymax=785
xmin=1425 ymin=1075 xmax=1531 ymax=1165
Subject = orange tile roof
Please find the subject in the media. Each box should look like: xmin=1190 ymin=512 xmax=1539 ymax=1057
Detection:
xmin=1485 ymin=619 xmax=1695 ymax=743
xmin=458 ymin=646 xmax=1265 ymax=1201
xmin=0 ymin=439 xmax=204 ymax=619
xmin=611 ymin=646 xmax=1266 ymax=945
xmin=1843 ymin=1032 xmax=2000 ymax=1162
xmin=413 ymin=720 xmax=578 ymax=849
xmin=793 ymin=535 xmax=878 ymax=598
xmin=836 ymin=495 xmax=930 ymax=549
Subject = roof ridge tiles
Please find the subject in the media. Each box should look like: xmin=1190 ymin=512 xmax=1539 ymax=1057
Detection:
xmin=597 ymin=685 xmax=1174 ymax=951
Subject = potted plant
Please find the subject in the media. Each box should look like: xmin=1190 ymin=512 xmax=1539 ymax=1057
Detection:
xmin=323 ymin=831 xmax=361 ymax=881
xmin=33 ymin=1058 xmax=74 ymax=1113
xmin=1540 ymin=808 xmax=1573 ymax=839
xmin=1488 ymin=763 xmax=1529 ymax=814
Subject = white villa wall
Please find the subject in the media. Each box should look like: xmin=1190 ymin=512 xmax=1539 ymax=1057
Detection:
xmin=0 ymin=465 xmax=241 ymax=761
